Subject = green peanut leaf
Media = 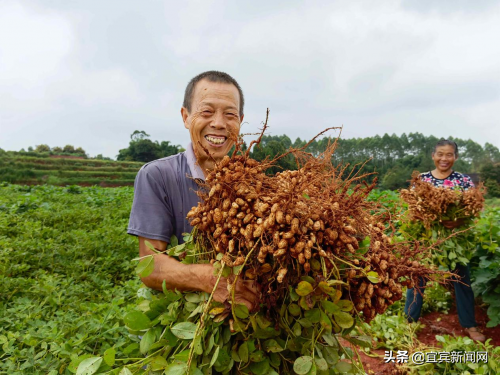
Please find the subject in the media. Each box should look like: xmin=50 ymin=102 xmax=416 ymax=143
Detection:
xmin=124 ymin=310 xmax=151 ymax=330
xmin=304 ymin=308 xmax=321 ymax=323
xmin=234 ymin=304 xmax=249 ymax=319
xmin=163 ymin=363 xmax=187 ymax=375
xmin=315 ymin=357 xmax=328 ymax=371
xmin=367 ymin=271 xmax=380 ymax=283
xmin=293 ymin=356 xmax=313 ymax=375
xmin=263 ymin=339 xmax=284 ymax=353
xmin=140 ymin=329 xmax=156 ymax=354
xmin=296 ymin=281 xmax=314 ymax=296
xmin=136 ymin=255 xmax=154 ymax=278
xmin=320 ymin=310 xmax=332 ymax=331
xmin=169 ymin=235 xmax=179 ymax=247
xmin=298 ymin=318 xmax=313 ymax=328
xmin=249 ymin=358 xmax=270 ymax=375
xmin=321 ymin=300 xmax=340 ymax=314
xmin=76 ymin=357 xmax=102 ymax=375
xmin=171 ymin=322 xmax=197 ymax=339
xmin=238 ymin=341 xmax=249 ymax=363
xmin=103 ymin=347 xmax=116 ymax=367
xmin=337 ymin=299 xmax=354 ymax=312
xmin=318 ymin=281 xmax=335 ymax=295
xmin=346 ymin=335 xmax=372 ymax=348
xmin=256 ymin=314 xmax=272 ymax=329
xmin=333 ymin=311 xmax=354 ymax=329
xmin=210 ymin=346 xmax=220 ymax=367
xmin=288 ymin=303 xmax=301 ymax=317
xmin=150 ymin=356 xmax=169 ymax=371
xmin=335 ymin=360 xmax=353 ymax=373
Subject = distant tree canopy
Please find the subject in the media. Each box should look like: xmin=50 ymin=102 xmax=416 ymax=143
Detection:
xmin=248 ymin=133 xmax=500 ymax=191
xmin=35 ymin=144 xmax=51 ymax=153
xmin=481 ymin=163 xmax=500 ymax=197
xmin=117 ymin=130 xmax=185 ymax=162
xmin=29 ymin=144 xmax=87 ymax=157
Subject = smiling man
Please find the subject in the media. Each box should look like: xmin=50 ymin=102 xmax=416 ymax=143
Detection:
xmin=127 ymin=71 xmax=259 ymax=311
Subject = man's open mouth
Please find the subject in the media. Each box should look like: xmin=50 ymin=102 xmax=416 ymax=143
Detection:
xmin=205 ymin=135 xmax=227 ymax=146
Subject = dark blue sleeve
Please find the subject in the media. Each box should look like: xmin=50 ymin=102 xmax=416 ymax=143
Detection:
xmin=127 ymin=163 xmax=174 ymax=243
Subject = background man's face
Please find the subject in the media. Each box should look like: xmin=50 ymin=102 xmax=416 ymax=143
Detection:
xmin=182 ymin=79 xmax=243 ymax=163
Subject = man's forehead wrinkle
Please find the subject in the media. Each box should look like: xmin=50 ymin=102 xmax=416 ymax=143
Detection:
xmin=194 ymin=85 xmax=239 ymax=103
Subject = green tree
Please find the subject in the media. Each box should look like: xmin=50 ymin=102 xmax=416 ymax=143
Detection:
xmin=131 ymin=130 xmax=150 ymax=142
xmin=118 ymin=131 xmax=184 ymax=162
xmin=481 ymin=163 xmax=500 ymax=183
xmin=35 ymin=144 xmax=50 ymax=153
xmin=63 ymin=145 xmax=75 ymax=153
xmin=159 ymin=141 xmax=184 ymax=157
xmin=75 ymin=147 xmax=86 ymax=156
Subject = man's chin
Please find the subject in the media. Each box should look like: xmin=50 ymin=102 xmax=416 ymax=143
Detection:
xmin=194 ymin=143 xmax=231 ymax=160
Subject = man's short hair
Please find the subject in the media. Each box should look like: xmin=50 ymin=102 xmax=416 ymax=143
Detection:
xmin=183 ymin=71 xmax=244 ymax=117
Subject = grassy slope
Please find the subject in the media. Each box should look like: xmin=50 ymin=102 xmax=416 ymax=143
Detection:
xmin=0 ymin=153 xmax=143 ymax=186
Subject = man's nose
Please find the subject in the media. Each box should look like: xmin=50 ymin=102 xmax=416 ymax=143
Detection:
xmin=210 ymin=111 xmax=226 ymax=129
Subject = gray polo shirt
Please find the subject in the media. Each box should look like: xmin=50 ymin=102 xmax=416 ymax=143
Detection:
xmin=127 ymin=143 xmax=205 ymax=244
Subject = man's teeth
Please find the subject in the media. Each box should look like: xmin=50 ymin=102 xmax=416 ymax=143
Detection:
xmin=205 ymin=136 xmax=226 ymax=145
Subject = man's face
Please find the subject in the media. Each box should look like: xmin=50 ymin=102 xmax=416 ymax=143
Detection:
xmin=182 ymin=79 xmax=243 ymax=163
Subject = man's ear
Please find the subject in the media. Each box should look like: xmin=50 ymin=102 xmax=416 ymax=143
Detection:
xmin=181 ymin=107 xmax=190 ymax=129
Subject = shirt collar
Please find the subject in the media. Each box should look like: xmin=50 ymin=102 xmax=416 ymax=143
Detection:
xmin=185 ymin=142 xmax=205 ymax=181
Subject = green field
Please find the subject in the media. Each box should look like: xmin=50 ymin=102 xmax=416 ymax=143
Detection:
xmin=0 ymin=153 xmax=143 ymax=186
xmin=0 ymin=184 xmax=140 ymax=374
xmin=1 ymin=184 xmax=499 ymax=374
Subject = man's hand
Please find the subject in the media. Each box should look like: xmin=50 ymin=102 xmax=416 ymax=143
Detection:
xmin=441 ymin=219 xmax=466 ymax=229
xmin=206 ymin=271 xmax=260 ymax=312
xmin=138 ymin=237 xmax=260 ymax=311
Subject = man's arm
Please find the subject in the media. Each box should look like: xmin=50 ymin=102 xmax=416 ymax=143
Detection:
xmin=138 ymin=237 xmax=259 ymax=311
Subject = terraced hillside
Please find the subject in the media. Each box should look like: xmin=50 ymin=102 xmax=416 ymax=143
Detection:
xmin=0 ymin=152 xmax=143 ymax=186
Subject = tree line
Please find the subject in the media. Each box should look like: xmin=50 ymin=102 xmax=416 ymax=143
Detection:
xmin=116 ymin=130 xmax=500 ymax=195
xmin=5 ymin=130 xmax=498 ymax=195
xmin=117 ymin=130 xmax=185 ymax=162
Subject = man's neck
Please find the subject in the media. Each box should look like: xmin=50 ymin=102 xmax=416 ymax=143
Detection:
xmin=198 ymin=158 xmax=215 ymax=177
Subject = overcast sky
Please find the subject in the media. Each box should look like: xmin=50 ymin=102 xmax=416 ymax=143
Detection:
xmin=1 ymin=0 xmax=499 ymax=158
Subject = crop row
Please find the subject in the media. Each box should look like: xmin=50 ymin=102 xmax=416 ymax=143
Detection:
xmin=0 ymin=161 xmax=142 ymax=173
xmin=0 ymin=154 xmax=143 ymax=168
